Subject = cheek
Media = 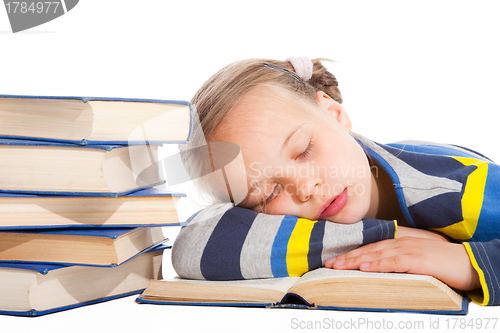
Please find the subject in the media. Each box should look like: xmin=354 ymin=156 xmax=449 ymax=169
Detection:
xmin=337 ymin=151 xmax=371 ymax=182
xmin=262 ymin=195 xmax=296 ymax=216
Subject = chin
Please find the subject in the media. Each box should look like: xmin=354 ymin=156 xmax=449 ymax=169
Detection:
xmin=324 ymin=217 xmax=361 ymax=224
xmin=325 ymin=207 xmax=368 ymax=224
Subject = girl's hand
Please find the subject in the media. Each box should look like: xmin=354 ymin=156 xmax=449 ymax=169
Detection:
xmin=324 ymin=234 xmax=480 ymax=291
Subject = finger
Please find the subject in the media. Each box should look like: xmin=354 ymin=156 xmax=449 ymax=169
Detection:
xmin=324 ymin=243 xmax=388 ymax=268
xmin=324 ymin=237 xmax=414 ymax=269
xmin=324 ymin=257 xmax=336 ymax=268
xmin=333 ymin=239 xmax=397 ymax=261
xmin=357 ymin=255 xmax=413 ymax=273
xmin=331 ymin=247 xmax=402 ymax=270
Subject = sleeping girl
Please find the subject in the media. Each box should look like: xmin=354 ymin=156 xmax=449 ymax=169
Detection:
xmin=172 ymin=57 xmax=500 ymax=306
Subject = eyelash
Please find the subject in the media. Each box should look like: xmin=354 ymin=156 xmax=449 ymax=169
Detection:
xmin=257 ymin=184 xmax=282 ymax=210
xmin=296 ymin=139 xmax=314 ymax=160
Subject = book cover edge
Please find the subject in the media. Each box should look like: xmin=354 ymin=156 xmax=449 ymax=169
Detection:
xmin=0 ymin=241 xmax=171 ymax=271
xmin=0 ymin=186 xmax=186 ymax=198
xmin=0 ymin=289 xmax=145 ymax=317
xmin=0 ymin=181 xmax=168 ymax=198
xmin=134 ymin=290 xmax=470 ymax=315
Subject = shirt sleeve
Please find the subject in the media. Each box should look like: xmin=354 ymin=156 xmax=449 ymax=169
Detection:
xmin=462 ymin=161 xmax=500 ymax=306
xmin=422 ymin=158 xmax=500 ymax=306
xmin=463 ymin=240 xmax=500 ymax=306
xmin=172 ymin=204 xmax=397 ymax=280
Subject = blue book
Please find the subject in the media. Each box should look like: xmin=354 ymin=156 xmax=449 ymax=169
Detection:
xmin=0 ymin=94 xmax=193 ymax=145
xmin=0 ymin=226 xmax=166 ymax=266
xmin=0 ymin=243 xmax=168 ymax=316
xmin=0 ymin=188 xmax=186 ymax=229
xmin=0 ymin=138 xmax=165 ymax=196
xmin=136 ymin=268 xmax=469 ymax=315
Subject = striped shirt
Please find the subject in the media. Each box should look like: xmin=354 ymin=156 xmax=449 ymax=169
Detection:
xmin=172 ymin=133 xmax=500 ymax=306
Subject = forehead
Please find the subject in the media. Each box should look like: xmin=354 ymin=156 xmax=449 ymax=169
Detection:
xmin=213 ymin=84 xmax=318 ymax=141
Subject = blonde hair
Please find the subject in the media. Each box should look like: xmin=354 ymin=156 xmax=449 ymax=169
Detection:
xmin=180 ymin=58 xmax=343 ymax=205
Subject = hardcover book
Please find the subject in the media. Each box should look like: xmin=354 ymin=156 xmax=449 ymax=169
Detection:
xmin=136 ymin=268 xmax=469 ymax=315
xmin=0 ymin=227 xmax=165 ymax=266
xmin=0 ymin=95 xmax=193 ymax=145
xmin=0 ymin=188 xmax=184 ymax=229
xmin=0 ymin=138 xmax=163 ymax=196
xmin=0 ymin=244 xmax=167 ymax=316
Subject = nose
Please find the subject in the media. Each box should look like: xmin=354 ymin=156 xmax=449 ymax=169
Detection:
xmin=297 ymin=177 xmax=322 ymax=202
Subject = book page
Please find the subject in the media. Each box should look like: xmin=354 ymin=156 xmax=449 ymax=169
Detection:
xmin=295 ymin=268 xmax=432 ymax=287
xmin=288 ymin=268 xmax=462 ymax=312
xmin=166 ymin=276 xmax=300 ymax=294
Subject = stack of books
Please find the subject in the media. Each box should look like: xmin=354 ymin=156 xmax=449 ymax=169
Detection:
xmin=0 ymin=95 xmax=193 ymax=316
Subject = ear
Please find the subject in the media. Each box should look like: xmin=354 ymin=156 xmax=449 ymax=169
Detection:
xmin=315 ymin=91 xmax=352 ymax=131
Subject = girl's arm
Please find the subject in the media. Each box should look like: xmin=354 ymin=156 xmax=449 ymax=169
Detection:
xmin=395 ymin=225 xmax=448 ymax=241
xmin=171 ymin=203 xmax=398 ymax=280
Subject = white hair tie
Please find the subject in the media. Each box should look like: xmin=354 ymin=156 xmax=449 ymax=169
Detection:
xmin=286 ymin=57 xmax=313 ymax=82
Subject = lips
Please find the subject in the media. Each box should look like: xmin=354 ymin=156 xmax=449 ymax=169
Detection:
xmin=316 ymin=188 xmax=348 ymax=220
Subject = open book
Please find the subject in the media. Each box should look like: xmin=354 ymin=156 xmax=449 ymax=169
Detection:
xmin=137 ymin=268 xmax=468 ymax=315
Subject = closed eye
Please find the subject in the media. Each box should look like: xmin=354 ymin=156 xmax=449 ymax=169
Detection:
xmin=256 ymin=183 xmax=283 ymax=211
xmin=296 ymin=139 xmax=314 ymax=160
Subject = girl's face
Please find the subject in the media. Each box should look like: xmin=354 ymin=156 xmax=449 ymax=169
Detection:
xmin=212 ymin=85 xmax=377 ymax=224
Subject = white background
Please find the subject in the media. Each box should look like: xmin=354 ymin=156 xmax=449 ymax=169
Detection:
xmin=1 ymin=0 xmax=499 ymax=332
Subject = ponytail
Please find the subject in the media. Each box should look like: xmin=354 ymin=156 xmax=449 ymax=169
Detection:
xmin=310 ymin=59 xmax=343 ymax=104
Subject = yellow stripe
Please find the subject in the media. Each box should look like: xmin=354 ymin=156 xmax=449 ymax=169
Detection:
xmin=431 ymin=157 xmax=488 ymax=240
xmin=463 ymin=242 xmax=489 ymax=306
xmin=286 ymin=218 xmax=316 ymax=276
xmin=393 ymin=220 xmax=398 ymax=238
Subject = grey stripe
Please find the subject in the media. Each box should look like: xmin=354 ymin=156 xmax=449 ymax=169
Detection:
xmin=353 ymin=133 xmax=463 ymax=206
xmin=171 ymin=203 xmax=233 ymax=279
xmin=240 ymin=213 xmax=284 ymax=279
xmin=321 ymin=221 xmax=364 ymax=263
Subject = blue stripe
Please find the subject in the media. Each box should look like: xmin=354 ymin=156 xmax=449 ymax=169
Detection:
xmin=386 ymin=142 xmax=485 ymax=159
xmin=467 ymin=241 xmax=500 ymax=306
xmin=307 ymin=221 xmax=325 ymax=270
xmin=270 ymin=215 xmax=298 ymax=277
xmin=362 ymin=218 xmax=383 ymax=245
xmin=200 ymin=207 xmax=257 ymax=280
xmin=475 ymin=163 xmax=500 ymax=242
xmin=408 ymin=192 xmax=463 ymax=230
xmin=362 ymin=218 xmax=397 ymax=245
